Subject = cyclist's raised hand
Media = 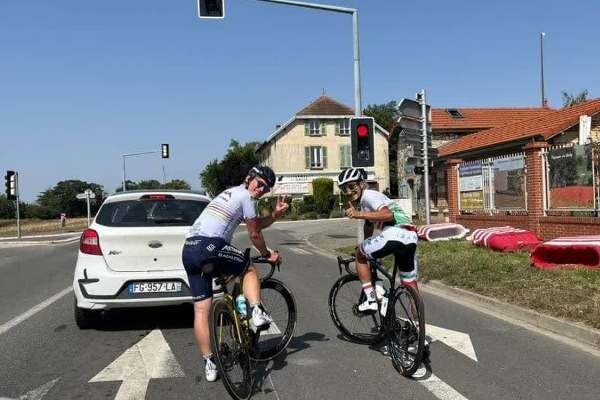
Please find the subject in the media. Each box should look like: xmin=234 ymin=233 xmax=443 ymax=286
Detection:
xmin=273 ymin=195 xmax=289 ymax=219
xmin=345 ymin=202 xmax=362 ymax=219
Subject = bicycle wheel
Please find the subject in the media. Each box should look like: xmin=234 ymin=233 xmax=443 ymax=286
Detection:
xmin=209 ymin=298 xmax=253 ymax=400
xmin=387 ymin=284 xmax=425 ymax=377
xmin=328 ymin=274 xmax=385 ymax=345
xmin=250 ymin=278 xmax=297 ymax=361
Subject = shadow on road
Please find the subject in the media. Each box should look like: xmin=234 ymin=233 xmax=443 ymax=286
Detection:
xmin=94 ymin=304 xmax=194 ymax=331
xmin=251 ymin=331 xmax=329 ymax=395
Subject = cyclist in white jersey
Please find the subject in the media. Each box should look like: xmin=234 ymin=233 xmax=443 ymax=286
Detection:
xmin=182 ymin=166 xmax=288 ymax=382
xmin=338 ymin=167 xmax=419 ymax=313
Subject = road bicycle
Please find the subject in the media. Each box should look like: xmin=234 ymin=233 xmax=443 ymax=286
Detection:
xmin=207 ymin=249 xmax=297 ymax=400
xmin=329 ymin=254 xmax=426 ymax=377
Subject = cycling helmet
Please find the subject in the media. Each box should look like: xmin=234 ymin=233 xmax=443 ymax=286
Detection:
xmin=337 ymin=167 xmax=366 ymax=187
xmin=249 ymin=165 xmax=276 ymax=188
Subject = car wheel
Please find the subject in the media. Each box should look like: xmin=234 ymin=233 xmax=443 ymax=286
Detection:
xmin=74 ymin=297 xmax=100 ymax=329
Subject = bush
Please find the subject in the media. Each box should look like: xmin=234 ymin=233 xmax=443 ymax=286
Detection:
xmin=257 ymin=197 xmax=276 ymax=217
xmin=291 ymin=198 xmax=303 ymax=215
xmin=312 ymin=178 xmax=335 ymax=214
xmin=299 ymin=195 xmax=316 ymax=214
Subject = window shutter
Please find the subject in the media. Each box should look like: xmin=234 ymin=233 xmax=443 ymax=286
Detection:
xmin=304 ymin=122 xmax=309 ymax=136
xmin=335 ymin=120 xmax=341 ymax=136
xmin=322 ymin=146 xmax=328 ymax=168
xmin=339 ymin=145 xmax=343 ymax=167
xmin=320 ymin=120 xmax=327 ymax=136
xmin=305 ymin=147 xmax=310 ymax=169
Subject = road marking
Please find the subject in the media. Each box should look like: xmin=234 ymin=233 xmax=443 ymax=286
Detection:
xmin=287 ymin=247 xmax=312 ymax=255
xmin=0 ymin=287 xmax=73 ymax=336
xmin=427 ymin=324 xmax=478 ymax=362
xmin=0 ymin=378 xmax=61 ymax=400
xmin=90 ymin=329 xmax=184 ymax=400
xmin=261 ymin=321 xmax=282 ymax=335
xmin=413 ymin=367 xmax=469 ymax=400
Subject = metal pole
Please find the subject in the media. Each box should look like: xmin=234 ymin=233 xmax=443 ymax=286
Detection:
xmin=86 ymin=192 xmax=91 ymax=227
xmin=162 ymin=163 xmax=167 ymax=184
xmin=352 ymin=10 xmax=361 ymax=116
xmin=255 ymin=0 xmax=361 ymax=116
xmin=540 ymin=32 xmax=546 ymax=107
xmin=122 ymin=155 xmax=126 ymax=192
xmin=420 ymin=89 xmax=431 ymax=224
xmin=15 ymin=172 xmax=21 ymax=239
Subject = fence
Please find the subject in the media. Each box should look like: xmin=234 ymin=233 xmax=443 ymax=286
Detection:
xmin=458 ymin=153 xmax=526 ymax=214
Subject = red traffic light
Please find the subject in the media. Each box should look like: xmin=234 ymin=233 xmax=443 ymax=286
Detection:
xmin=357 ymin=124 xmax=369 ymax=137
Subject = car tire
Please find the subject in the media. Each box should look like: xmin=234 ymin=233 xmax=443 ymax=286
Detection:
xmin=74 ymin=297 xmax=100 ymax=329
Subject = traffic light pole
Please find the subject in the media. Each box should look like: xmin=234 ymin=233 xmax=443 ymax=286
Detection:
xmin=419 ymin=90 xmax=431 ymax=225
xmin=256 ymin=0 xmax=362 ymax=116
xmin=15 ymin=172 xmax=21 ymax=239
xmin=121 ymin=150 xmax=163 ymax=192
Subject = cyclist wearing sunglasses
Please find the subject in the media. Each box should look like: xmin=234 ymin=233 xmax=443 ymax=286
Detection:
xmin=338 ymin=167 xmax=418 ymax=313
xmin=182 ymin=165 xmax=289 ymax=382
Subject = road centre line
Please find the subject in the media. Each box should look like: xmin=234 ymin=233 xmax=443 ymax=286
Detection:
xmin=418 ymin=372 xmax=469 ymax=400
xmin=0 ymin=287 xmax=73 ymax=336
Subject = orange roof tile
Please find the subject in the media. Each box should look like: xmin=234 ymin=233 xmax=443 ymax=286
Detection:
xmin=439 ymin=98 xmax=600 ymax=157
xmin=296 ymin=95 xmax=354 ymax=116
xmin=431 ymin=107 xmax=553 ymax=131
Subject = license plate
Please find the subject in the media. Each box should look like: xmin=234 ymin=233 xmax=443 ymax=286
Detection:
xmin=128 ymin=281 xmax=182 ymax=294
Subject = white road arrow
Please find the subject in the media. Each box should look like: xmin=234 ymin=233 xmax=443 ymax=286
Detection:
xmin=90 ymin=329 xmax=184 ymax=400
xmin=427 ymin=324 xmax=478 ymax=362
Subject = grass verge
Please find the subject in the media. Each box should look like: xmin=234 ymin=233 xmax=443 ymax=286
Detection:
xmin=338 ymin=240 xmax=600 ymax=330
xmin=0 ymin=218 xmax=87 ymax=237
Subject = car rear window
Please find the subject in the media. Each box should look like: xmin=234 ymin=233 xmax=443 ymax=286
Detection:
xmin=95 ymin=199 xmax=207 ymax=227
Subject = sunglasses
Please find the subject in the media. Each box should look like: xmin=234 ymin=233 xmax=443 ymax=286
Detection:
xmin=254 ymin=178 xmax=271 ymax=193
xmin=341 ymin=182 xmax=361 ymax=195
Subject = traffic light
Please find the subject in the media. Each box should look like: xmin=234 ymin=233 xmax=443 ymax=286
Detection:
xmin=5 ymin=170 xmax=16 ymax=200
xmin=197 ymin=0 xmax=225 ymax=18
xmin=350 ymin=117 xmax=375 ymax=167
xmin=161 ymin=144 xmax=169 ymax=159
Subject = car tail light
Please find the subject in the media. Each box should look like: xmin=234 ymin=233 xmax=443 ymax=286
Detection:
xmin=80 ymin=229 xmax=102 ymax=255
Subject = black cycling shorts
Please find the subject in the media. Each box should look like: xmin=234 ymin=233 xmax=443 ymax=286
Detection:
xmin=182 ymin=236 xmax=249 ymax=301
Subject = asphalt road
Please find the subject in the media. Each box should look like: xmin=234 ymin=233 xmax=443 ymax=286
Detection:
xmin=1 ymin=220 xmax=599 ymax=400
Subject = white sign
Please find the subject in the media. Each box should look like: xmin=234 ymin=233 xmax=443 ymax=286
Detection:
xmin=274 ymin=182 xmax=309 ymax=194
xmin=460 ymin=175 xmax=483 ymax=192
xmin=579 ymin=115 xmax=592 ymax=145
xmin=90 ymin=329 xmax=184 ymax=400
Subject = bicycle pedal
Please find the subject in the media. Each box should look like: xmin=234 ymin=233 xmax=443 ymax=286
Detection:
xmin=250 ymin=322 xmax=271 ymax=333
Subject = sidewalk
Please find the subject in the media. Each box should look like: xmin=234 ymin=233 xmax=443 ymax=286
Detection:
xmin=304 ymin=228 xmax=600 ymax=353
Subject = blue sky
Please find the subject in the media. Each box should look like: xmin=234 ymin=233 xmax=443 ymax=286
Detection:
xmin=2 ymin=0 xmax=599 ymax=202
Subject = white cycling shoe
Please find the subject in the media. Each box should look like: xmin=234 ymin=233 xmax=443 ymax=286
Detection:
xmin=251 ymin=305 xmax=273 ymax=330
xmin=358 ymin=299 xmax=379 ymax=313
xmin=205 ymin=357 xmax=218 ymax=382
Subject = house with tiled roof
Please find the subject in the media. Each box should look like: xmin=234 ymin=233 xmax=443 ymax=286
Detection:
xmin=426 ymin=106 xmax=552 ymax=211
xmin=439 ymin=98 xmax=600 ymax=159
xmin=256 ymin=95 xmax=390 ymax=195
xmin=441 ymin=98 xmax=600 ymax=239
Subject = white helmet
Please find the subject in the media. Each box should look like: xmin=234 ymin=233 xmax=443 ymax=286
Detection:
xmin=337 ymin=167 xmax=366 ymax=187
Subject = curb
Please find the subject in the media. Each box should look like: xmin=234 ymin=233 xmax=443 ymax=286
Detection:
xmin=0 ymin=235 xmax=80 ymax=247
xmin=0 ymin=231 xmax=84 ymax=240
xmin=304 ymin=236 xmax=600 ymax=352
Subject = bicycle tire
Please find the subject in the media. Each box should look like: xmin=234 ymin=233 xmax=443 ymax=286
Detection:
xmin=250 ymin=278 xmax=297 ymax=361
xmin=387 ymin=285 xmax=426 ymax=377
xmin=328 ymin=274 xmax=385 ymax=345
xmin=209 ymin=298 xmax=253 ymax=400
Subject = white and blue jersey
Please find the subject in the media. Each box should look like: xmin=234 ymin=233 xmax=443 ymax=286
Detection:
xmin=186 ymin=184 xmax=257 ymax=243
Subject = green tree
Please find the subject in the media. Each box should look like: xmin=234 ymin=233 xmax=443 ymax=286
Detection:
xmin=562 ymin=90 xmax=589 ymax=108
xmin=38 ymin=180 xmax=105 ymax=218
xmin=162 ymin=179 xmax=191 ymax=190
xmin=200 ymin=140 xmax=260 ymax=196
xmin=364 ymin=101 xmax=400 ymax=196
xmin=0 ymin=195 xmax=17 ymax=219
xmin=137 ymin=179 xmax=162 ymax=189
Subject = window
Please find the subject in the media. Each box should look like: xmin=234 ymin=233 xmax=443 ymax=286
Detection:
xmin=339 ymin=144 xmax=351 ymax=168
xmin=305 ymin=146 xmax=328 ymax=169
xmin=96 ymin=199 xmax=208 ymax=227
xmin=446 ymin=108 xmax=464 ymax=119
xmin=309 ymin=120 xmax=320 ymax=136
xmin=337 ymin=119 xmax=351 ymax=135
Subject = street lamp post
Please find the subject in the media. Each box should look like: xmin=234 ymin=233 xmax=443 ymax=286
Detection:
xmin=540 ymin=32 xmax=546 ymax=107
xmin=121 ymin=146 xmax=170 ymax=192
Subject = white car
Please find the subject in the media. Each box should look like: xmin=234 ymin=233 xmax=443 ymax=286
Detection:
xmin=73 ymin=190 xmax=210 ymax=328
